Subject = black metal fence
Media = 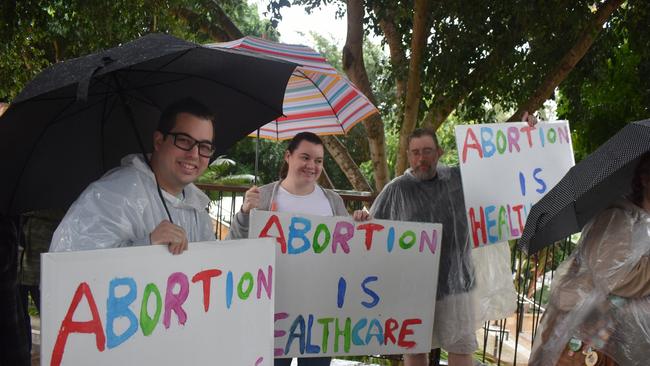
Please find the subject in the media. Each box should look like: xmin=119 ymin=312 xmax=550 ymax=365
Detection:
xmin=197 ymin=183 xmax=574 ymax=365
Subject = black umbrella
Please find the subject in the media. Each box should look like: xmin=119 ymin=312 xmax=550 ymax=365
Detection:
xmin=0 ymin=33 xmax=296 ymax=215
xmin=519 ymin=119 xmax=650 ymax=254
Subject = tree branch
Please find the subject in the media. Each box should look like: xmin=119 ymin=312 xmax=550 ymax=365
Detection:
xmin=170 ymin=7 xmax=231 ymax=42
xmin=422 ymin=35 xmax=519 ymax=131
xmin=372 ymin=5 xmax=406 ymax=101
xmin=206 ymin=0 xmax=244 ymax=40
xmin=322 ymin=135 xmax=371 ymax=191
xmin=395 ymin=0 xmax=432 ymax=175
xmin=507 ymin=0 xmax=624 ymax=121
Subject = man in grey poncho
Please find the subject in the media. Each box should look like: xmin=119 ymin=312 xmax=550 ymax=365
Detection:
xmin=370 ymin=128 xmax=476 ymax=366
xmin=50 ymin=98 xmax=216 ymax=254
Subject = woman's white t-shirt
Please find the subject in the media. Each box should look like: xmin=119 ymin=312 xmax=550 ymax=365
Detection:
xmin=275 ymin=185 xmax=333 ymax=216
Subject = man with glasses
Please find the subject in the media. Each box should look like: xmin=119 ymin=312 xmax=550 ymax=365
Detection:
xmin=370 ymin=128 xmax=477 ymax=366
xmin=50 ymin=98 xmax=216 ymax=254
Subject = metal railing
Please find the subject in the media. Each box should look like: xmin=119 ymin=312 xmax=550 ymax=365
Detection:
xmin=198 ymin=183 xmax=573 ymax=365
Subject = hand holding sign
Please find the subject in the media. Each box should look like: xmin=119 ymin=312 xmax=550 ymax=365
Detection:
xmin=522 ymin=111 xmax=538 ymax=127
xmin=150 ymin=220 xmax=188 ymax=254
xmin=242 ymin=185 xmax=261 ymax=214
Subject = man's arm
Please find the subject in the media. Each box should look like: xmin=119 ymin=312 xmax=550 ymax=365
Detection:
xmin=50 ymin=184 xmax=144 ymax=252
xmin=225 ymin=185 xmax=259 ymax=240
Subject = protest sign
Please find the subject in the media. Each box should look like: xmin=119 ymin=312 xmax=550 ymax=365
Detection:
xmin=249 ymin=211 xmax=442 ymax=358
xmin=41 ymin=239 xmax=275 ymax=366
xmin=455 ymin=121 xmax=574 ymax=247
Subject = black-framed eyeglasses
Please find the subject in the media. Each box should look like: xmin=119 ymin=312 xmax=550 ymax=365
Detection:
xmin=409 ymin=147 xmax=435 ymax=157
xmin=165 ymin=132 xmax=215 ymax=158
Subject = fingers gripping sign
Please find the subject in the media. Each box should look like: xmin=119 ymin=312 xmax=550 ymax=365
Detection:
xmin=242 ymin=185 xmax=261 ymax=214
xmin=522 ymin=111 xmax=539 ymax=128
xmin=352 ymin=208 xmax=371 ymax=222
xmin=150 ymin=220 xmax=189 ymax=255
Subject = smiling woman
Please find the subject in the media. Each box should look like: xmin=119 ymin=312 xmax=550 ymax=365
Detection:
xmin=227 ymin=132 xmax=354 ymax=366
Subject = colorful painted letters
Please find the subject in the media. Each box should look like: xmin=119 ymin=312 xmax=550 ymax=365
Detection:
xmin=251 ymin=211 xmax=442 ymax=358
xmin=42 ymin=240 xmax=276 ymax=366
xmin=455 ymin=121 xmax=575 ymax=247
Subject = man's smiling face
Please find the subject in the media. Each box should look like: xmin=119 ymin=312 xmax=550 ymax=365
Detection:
xmin=152 ymin=112 xmax=213 ymax=195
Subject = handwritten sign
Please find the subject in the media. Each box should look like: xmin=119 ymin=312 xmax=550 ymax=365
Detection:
xmin=249 ymin=211 xmax=442 ymax=358
xmin=41 ymin=239 xmax=275 ymax=366
xmin=455 ymin=121 xmax=574 ymax=247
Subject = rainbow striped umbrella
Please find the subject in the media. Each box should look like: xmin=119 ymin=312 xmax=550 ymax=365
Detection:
xmin=207 ymin=36 xmax=378 ymax=140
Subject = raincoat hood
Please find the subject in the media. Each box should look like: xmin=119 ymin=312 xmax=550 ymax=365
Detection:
xmin=50 ymin=154 xmax=215 ymax=252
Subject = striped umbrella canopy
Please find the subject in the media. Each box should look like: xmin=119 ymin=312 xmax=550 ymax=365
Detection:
xmin=207 ymin=36 xmax=379 ymax=140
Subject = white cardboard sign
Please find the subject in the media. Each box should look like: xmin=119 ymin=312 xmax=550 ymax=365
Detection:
xmin=249 ymin=211 xmax=442 ymax=358
xmin=41 ymin=239 xmax=275 ymax=366
xmin=454 ymin=121 xmax=574 ymax=247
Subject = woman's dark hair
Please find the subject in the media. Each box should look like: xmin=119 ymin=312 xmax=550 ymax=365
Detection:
xmin=279 ymin=132 xmax=324 ymax=179
xmin=630 ymin=152 xmax=650 ymax=206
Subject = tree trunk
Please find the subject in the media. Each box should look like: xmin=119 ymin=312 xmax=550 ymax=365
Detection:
xmin=206 ymin=0 xmax=244 ymax=40
xmin=343 ymin=0 xmax=390 ymax=191
xmin=507 ymin=0 xmax=624 ymax=121
xmin=322 ymin=136 xmax=372 ymax=191
xmin=171 ymin=7 xmax=231 ymax=42
xmin=374 ymin=5 xmax=406 ymax=101
xmin=394 ymin=0 xmax=431 ymax=175
xmin=317 ymin=165 xmax=334 ymax=189
xmin=421 ymin=35 xmax=520 ymax=131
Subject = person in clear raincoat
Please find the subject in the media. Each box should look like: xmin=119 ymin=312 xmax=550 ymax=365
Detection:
xmin=50 ymin=98 xmax=216 ymax=254
xmin=530 ymin=152 xmax=650 ymax=366
xmin=370 ymin=128 xmax=477 ymax=366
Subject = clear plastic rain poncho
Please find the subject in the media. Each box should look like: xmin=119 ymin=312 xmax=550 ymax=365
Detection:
xmin=370 ymin=165 xmax=477 ymax=349
xmin=530 ymin=199 xmax=650 ymax=366
xmin=50 ymin=154 xmax=215 ymax=252
xmin=471 ymin=241 xmax=517 ymax=327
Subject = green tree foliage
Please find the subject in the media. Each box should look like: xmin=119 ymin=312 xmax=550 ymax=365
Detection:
xmin=363 ymin=0 xmax=601 ymax=122
xmin=266 ymin=0 xmax=623 ymax=181
xmin=0 ymin=0 xmax=277 ymax=101
xmin=557 ymin=2 xmax=650 ymax=161
xmin=225 ymin=137 xmax=287 ymax=185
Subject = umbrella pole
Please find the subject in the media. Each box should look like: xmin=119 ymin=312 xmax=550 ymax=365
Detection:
xmin=255 ymin=129 xmax=260 ymax=185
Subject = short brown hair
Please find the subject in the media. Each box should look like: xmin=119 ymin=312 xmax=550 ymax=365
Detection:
xmin=158 ymin=98 xmax=216 ymax=143
xmin=408 ymin=128 xmax=440 ymax=148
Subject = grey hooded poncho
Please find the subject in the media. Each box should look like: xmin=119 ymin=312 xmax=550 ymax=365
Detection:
xmin=370 ymin=165 xmax=474 ymax=299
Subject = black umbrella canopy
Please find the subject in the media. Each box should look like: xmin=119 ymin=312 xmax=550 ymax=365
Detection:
xmin=519 ymin=119 xmax=650 ymax=254
xmin=0 ymin=33 xmax=297 ymax=214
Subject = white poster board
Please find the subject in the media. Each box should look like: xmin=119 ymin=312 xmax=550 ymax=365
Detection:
xmin=249 ymin=211 xmax=442 ymax=358
xmin=41 ymin=239 xmax=275 ymax=366
xmin=455 ymin=121 xmax=574 ymax=247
